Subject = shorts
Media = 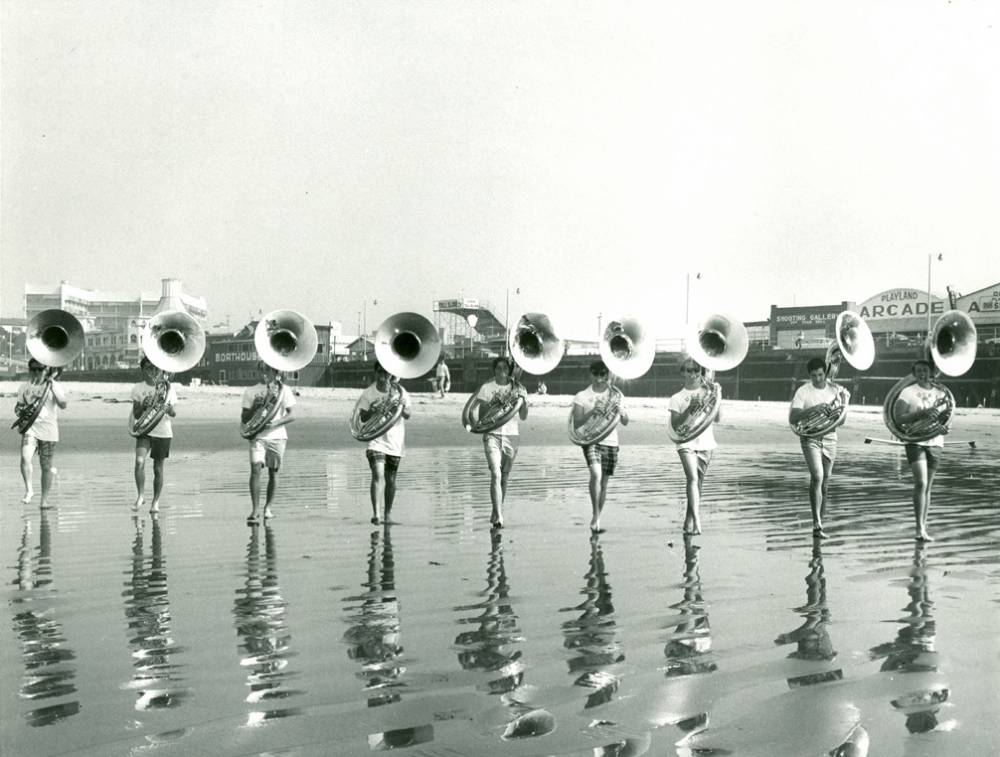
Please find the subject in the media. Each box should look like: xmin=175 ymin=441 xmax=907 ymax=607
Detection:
xmin=483 ymin=433 xmax=519 ymax=467
xmin=905 ymin=444 xmax=941 ymax=466
xmin=136 ymin=436 xmax=171 ymax=460
xmin=582 ymin=444 xmax=618 ymax=476
xmin=249 ymin=438 xmax=287 ymax=469
xmin=800 ymin=435 xmax=837 ymax=464
xmin=366 ymin=449 xmax=401 ymax=473
xmin=678 ymin=448 xmax=713 ymax=476
xmin=21 ymin=435 xmax=56 ymax=467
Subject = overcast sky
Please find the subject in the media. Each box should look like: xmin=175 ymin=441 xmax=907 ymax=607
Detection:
xmin=2 ymin=1 xmax=997 ymax=340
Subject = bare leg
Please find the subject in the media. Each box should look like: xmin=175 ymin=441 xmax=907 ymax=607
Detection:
xmin=370 ymin=459 xmax=386 ymax=523
xmin=384 ymin=467 xmax=398 ymax=522
xmin=263 ymin=468 xmax=278 ymax=518
xmin=820 ymin=456 xmax=834 ymax=525
xmin=150 ymin=458 xmax=165 ymax=512
xmin=20 ymin=444 xmax=34 ymax=504
xmin=911 ymin=457 xmax=936 ymax=541
xmin=679 ymin=451 xmax=702 ymax=534
xmin=248 ymin=463 xmax=263 ymax=522
xmin=488 ymin=456 xmax=504 ymax=525
xmin=39 ymin=457 xmax=55 ymax=510
xmin=587 ymin=463 xmax=603 ymax=529
xmin=802 ymin=445 xmax=828 ymax=537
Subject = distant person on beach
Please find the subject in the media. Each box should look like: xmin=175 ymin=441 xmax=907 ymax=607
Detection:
xmin=668 ymin=357 xmax=719 ymax=535
xmin=16 ymin=358 xmax=67 ymax=508
xmin=468 ymin=357 xmax=528 ymax=529
xmin=892 ymin=360 xmax=946 ymax=541
xmin=241 ymin=362 xmax=296 ymax=526
xmin=130 ymin=356 xmax=178 ymax=513
xmin=435 ymin=358 xmax=451 ymax=399
xmin=789 ymin=357 xmax=848 ymax=539
xmin=571 ymin=360 xmax=628 ymax=533
xmin=356 ymin=361 xmax=412 ymax=525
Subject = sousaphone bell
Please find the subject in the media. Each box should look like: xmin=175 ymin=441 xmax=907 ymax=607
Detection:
xmin=669 ymin=313 xmax=748 ymax=444
xmin=350 ymin=313 xmax=441 ymax=442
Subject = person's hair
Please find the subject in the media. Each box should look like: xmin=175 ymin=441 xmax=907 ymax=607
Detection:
xmin=492 ymin=356 xmax=512 ymax=371
xmin=806 ymin=358 xmax=826 ymax=373
xmin=911 ymin=359 xmax=933 ymax=374
xmin=679 ymin=357 xmax=700 ymax=374
xmin=28 ymin=358 xmax=44 ymax=371
xmin=590 ymin=360 xmax=609 ymax=376
xmin=140 ymin=356 xmax=152 ymax=370
xmin=374 ymin=360 xmax=389 ymax=376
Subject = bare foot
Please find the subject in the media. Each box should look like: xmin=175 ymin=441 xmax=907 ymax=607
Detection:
xmin=21 ymin=490 xmax=33 ymax=504
xmin=263 ymin=507 xmax=274 ymax=519
xmin=916 ymin=531 xmax=934 ymax=542
xmin=246 ymin=514 xmax=261 ymax=526
xmin=132 ymin=497 xmax=144 ymax=512
xmin=149 ymin=501 xmax=160 ymax=514
xmin=813 ymin=527 xmax=829 ymax=539
xmin=370 ymin=516 xmax=380 ymax=525
xmin=39 ymin=501 xmax=54 ymax=510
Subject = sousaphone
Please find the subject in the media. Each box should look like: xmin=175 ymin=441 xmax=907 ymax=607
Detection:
xmin=669 ymin=313 xmax=748 ymax=444
xmin=883 ymin=296 xmax=976 ymax=442
xmin=241 ymin=310 xmax=318 ymax=439
xmin=12 ymin=309 xmax=85 ymax=434
xmin=568 ymin=315 xmax=653 ymax=445
xmin=350 ymin=313 xmax=441 ymax=442
xmin=463 ymin=312 xmax=562 ymax=434
xmin=130 ymin=310 xmax=206 ymax=437
xmin=790 ymin=310 xmax=874 ymax=438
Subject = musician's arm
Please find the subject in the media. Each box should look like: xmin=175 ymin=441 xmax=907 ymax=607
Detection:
xmin=268 ymin=406 xmax=294 ymax=429
xmin=893 ymin=397 xmax=929 ymax=425
xmin=50 ymin=382 xmax=67 ymax=409
xmin=400 ymin=390 xmax=412 ymax=420
xmin=165 ymin=386 xmax=178 ymax=417
xmin=572 ymin=402 xmax=587 ymax=427
xmin=518 ymin=386 xmax=529 ymax=420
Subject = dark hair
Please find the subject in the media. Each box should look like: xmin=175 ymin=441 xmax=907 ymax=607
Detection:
xmin=492 ymin=356 xmax=513 ymax=371
xmin=374 ymin=361 xmax=388 ymax=375
xmin=679 ymin=357 xmax=699 ymax=374
xmin=590 ymin=360 xmax=608 ymax=376
xmin=28 ymin=358 xmax=44 ymax=371
xmin=806 ymin=358 xmax=826 ymax=373
xmin=140 ymin=356 xmax=152 ymax=369
xmin=911 ymin=359 xmax=933 ymax=373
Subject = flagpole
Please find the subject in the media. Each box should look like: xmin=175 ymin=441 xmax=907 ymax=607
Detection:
xmin=926 ymin=254 xmax=932 ymax=336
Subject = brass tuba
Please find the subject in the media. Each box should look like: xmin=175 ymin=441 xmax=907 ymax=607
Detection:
xmin=240 ymin=310 xmax=317 ymax=439
xmin=669 ymin=313 xmax=748 ymax=444
xmin=882 ymin=303 xmax=976 ymax=443
xmin=567 ymin=316 xmax=651 ymax=446
xmin=462 ymin=312 xmax=561 ymax=434
xmin=130 ymin=310 xmax=206 ymax=437
xmin=790 ymin=310 xmax=874 ymax=438
xmin=350 ymin=313 xmax=441 ymax=442
xmin=12 ymin=310 xmax=85 ymax=434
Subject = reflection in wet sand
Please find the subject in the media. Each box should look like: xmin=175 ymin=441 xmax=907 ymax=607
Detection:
xmin=232 ymin=525 xmax=304 ymax=725
xmin=342 ymin=526 xmax=435 ymax=751
xmin=11 ymin=512 xmax=80 ymax=727
xmin=122 ymin=516 xmax=189 ymax=710
xmin=868 ymin=542 xmax=953 ymax=735
xmin=774 ymin=539 xmax=842 ymax=688
xmin=559 ymin=533 xmax=624 ymax=709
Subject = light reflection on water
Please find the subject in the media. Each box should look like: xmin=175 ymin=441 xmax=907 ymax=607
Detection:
xmin=1 ymin=440 xmax=998 ymax=756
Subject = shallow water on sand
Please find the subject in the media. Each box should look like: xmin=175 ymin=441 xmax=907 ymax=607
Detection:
xmin=2 ymin=433 xmax=999 ymax=756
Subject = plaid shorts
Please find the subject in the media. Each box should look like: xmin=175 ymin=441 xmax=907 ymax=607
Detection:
xmin=800 ymin=435 xmax=837 ymax=464
xmin=22 ymin=435 xmax=56 ymax=466
xmin=366 ymin=449 xmax=401 ymax=473
xmin=582 ymin=444 xmax=618 ymax=475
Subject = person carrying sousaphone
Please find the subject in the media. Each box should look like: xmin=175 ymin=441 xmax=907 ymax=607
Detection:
xmin=356 ymin=361 xmax=412 ymax=525
xmin=788 ymin=357 xmax=849 ymax=539
xmin=468 ymin=357 xmax=529 ymax=529
xmin=241 ymin=361 xmax=296 ymax=526
xmin=668 ymin=357 xmax=720 ymax=536
xmin=16 ymin=358 xmax=68 ymax=509
xmin=130 ymin=356 xmax=178 ymax=513
xmin=571 ymin=360 xmax=629 ymax=533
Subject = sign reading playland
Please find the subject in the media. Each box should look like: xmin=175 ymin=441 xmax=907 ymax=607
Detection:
xmin=858 ymin=289 xmax=945 ymax=320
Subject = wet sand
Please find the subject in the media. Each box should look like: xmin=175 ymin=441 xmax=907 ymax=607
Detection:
xmin=1 ymin=384 xmax=999 ymax=756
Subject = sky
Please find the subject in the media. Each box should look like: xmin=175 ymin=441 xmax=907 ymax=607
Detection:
xmin=2 ymin=1 xmax=998 ymax=341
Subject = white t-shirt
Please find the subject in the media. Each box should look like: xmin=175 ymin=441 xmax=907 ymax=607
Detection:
xmin=241 ymin=383 xmax=296 ymax=441
xmin=16 ymin=381 xmax=61 ymax=442
xmin=571 ymin=386 xmax=626 ymax=447
xmin=668 ymin=386 xmax=717 ymax=451
xmin=130 ymin=381 xmax=179 ymax=438
xmin=475 ymin=380 xmax=522 ymax=436
xmin=897 ymin=383 xmax=946 ymax=448
xmin=357 ymin=384 xmax=412 ymax=456
xmin=790 ymin=382 xmax=849 ymax=439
